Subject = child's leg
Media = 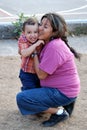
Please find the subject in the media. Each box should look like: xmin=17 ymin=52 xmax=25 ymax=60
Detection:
xmin=19 ymin=69 xmax=40 ymax=91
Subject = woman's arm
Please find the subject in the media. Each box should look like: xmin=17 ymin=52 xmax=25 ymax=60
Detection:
xmin=33 ymin=52 xmax=48 ymax=79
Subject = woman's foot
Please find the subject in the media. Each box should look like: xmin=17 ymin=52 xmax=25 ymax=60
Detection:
xmin=42 ymin=109 xmax=69 ymax=127
xmin=63 ymin=101 xmax=76 ymax=116
xmin=36 ymin=112 xmax=44 ymax=117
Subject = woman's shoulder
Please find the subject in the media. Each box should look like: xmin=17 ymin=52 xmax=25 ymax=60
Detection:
xmin=49 ymin=38 xmax=63 ymax=44
xmin=48 ymin=38 xmax=63 ymax=48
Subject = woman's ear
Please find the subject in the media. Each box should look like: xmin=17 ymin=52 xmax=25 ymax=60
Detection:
xmin=51 ymin=31 xmax=59 ymax=39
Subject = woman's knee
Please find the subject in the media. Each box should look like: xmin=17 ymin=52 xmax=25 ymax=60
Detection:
xmin=16 ymin=92 xmax=23 ymax=105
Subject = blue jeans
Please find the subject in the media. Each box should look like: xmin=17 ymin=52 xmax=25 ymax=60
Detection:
xmin=16 ymin=87 xmax=76 ymax=115
xmin=19 ymin=69 xmax=40 ymax=90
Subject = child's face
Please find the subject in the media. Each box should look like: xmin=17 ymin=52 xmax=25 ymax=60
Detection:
xmin=24 ymin=24 xmax=38 ymax=43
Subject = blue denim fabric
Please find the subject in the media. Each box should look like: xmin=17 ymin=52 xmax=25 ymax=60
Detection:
xmin=19 ymin=69 xmax=40 ymax=90
xmin=16 ymin=87 xmax=76 ymax=115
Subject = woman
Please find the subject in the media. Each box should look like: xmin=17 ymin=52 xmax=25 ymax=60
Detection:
xmin=16 ymin=13 xmax=80 ymax=127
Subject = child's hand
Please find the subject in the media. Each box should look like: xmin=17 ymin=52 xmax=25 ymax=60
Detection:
xmin=35 ymin=40 xmax=44 ymax=47
xmin=35 ymin=40 xmax=44 ymax=54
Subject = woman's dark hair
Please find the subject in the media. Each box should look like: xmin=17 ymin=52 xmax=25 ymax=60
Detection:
xmin=22 ymin=17 xmax=38 ymax=31
xmin=41 ymin=13 xmax=80 ymax=60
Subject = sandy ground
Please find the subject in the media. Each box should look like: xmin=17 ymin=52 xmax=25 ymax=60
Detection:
xmin=0 ymin=55 xmax=87 ymax=130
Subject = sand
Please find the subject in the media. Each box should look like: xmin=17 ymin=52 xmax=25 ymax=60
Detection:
xmin=0 ymin=55 xmax=87 ymax=130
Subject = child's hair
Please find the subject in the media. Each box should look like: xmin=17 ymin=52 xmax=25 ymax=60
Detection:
xmin=41 ymin=13 xmax=80 ymax=60
xmin=22 ymin=17 xmax=38 ymax=31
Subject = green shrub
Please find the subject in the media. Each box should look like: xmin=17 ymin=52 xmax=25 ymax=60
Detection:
xmin=12 ymin=13 xmax=28 ymax=39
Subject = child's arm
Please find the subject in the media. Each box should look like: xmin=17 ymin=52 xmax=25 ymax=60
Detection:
xmin=21 ymin=40 xmax=44 ymax=57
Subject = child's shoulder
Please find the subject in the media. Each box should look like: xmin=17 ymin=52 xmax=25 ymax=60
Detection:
xmin=18 ymin=33 xmax=28 ymax=43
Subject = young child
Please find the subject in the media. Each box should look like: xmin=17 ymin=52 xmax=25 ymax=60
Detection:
xmin=18 ymin=17 xmax=44 ymax=91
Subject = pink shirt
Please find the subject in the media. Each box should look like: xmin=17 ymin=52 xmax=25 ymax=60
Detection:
xmin=39 ymin=39 xmax=80 ymax=98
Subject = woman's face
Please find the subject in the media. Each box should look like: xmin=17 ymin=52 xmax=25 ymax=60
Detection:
xmin=39 ymin=17 xmax=53 ymax=43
